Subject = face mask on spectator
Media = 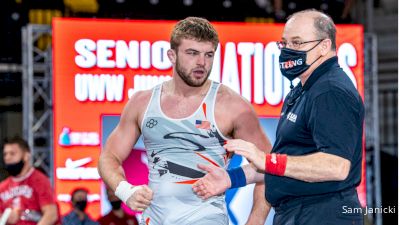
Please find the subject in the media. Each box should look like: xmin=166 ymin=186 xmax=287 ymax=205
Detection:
xmin=110 ymin=200 xmax=122 ymax=210
xmin=74 ymin=200 xmax=87 ymax=212
xmin=5 ymin=159 xmax=25 ymax=176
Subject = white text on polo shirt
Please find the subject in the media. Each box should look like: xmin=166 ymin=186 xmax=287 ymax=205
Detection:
xmin=287 ymin=112 xmax=297 ymax=123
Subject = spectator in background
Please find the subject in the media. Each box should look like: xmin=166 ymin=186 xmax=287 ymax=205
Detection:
xmin=0 ymin=137 xmax=58 ymax=224
xmin=97 ymin=187 xmax=138 ymax=225
xmin=272 ymin=0 xmax=355 ymax=23
xmin=62 ymin=188 xmax=99 ymax=225
xmin=323 ymin=0 xmax=355 ymax=23
xmin=27 ymin=166 xmax=63 ymax=225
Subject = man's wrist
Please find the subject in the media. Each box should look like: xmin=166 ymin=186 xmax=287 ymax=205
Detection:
xmin=265 ymin=153 xmax=287 ymax=176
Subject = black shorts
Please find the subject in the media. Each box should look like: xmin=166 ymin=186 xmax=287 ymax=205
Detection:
xmin=273 ymin=188 xmax=364 ymax=225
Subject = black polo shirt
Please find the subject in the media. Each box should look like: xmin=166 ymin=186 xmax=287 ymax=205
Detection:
xmin=265 ymin=56 xmax=365 ymax=207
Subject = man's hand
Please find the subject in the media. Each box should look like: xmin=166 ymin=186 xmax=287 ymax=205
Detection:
xmin=126 ymin=185 xmax=153 ymax=212
xmin=192 ymin=164 xmax=231 ymax=199
xmin=224 ymin=139 xmax=266 ymax=171
xmin=7 ymin=208 xmax=21 ymax=224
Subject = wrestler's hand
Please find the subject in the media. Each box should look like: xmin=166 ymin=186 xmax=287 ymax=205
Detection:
xmin=126 ymin=185 xmax=153 ymax=212
xmin=224 ymin=139 xmax=266 ymax=171
xmin=192 ymin=164 xmax=231 ymax=200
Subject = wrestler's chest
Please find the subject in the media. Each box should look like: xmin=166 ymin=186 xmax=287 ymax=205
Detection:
xmin=161 ymin=96 xmax=204 ymax=118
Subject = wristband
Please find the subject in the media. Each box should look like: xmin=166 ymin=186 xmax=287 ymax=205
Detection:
xmin=265 ymin=153 xmax=287 ymax=176
xmin=115 ymin=181 xmax=141 ymax=204
xmin=227 ymin=167 xmax=246 ymax=188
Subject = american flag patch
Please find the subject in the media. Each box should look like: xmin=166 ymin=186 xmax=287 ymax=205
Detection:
xmin=195 ymin=120 xmax=211 ymax=129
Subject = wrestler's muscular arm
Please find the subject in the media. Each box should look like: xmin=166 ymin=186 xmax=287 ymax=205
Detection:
xmin=98 ymin=90 xmax=153 ymax=211
xmin=215 ymin=85 xmax=273 ymax=225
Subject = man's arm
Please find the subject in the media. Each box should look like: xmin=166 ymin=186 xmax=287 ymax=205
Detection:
xmin=37 ymin=204 xmax=58 ymax=225
xmin=285 ymin=152 xmax=351 ymax=182
xmin=227 ymin=89 xmax=273 ymax=225
xmin=225 ymin=140 xmax=351 ymax=182
xmin=98 ymin=91 xmax=153 ymax=211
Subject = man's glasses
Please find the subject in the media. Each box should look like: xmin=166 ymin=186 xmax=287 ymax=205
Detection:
xmin=276 ymin=39 xmax=324 ymax=50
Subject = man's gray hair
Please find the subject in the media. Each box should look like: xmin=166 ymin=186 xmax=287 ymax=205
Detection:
xmin=288 ymin=9 xmax=337 ymax=51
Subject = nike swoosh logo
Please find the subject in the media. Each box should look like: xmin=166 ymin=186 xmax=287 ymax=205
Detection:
xmin=65 ymin=157 xmax=92 ymax=168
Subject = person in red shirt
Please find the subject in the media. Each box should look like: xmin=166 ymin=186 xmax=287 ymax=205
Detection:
xmin=97 ymin=188 xmax=138 ymax=225
xmin=0 ymin=137 xmax=58 ymax=225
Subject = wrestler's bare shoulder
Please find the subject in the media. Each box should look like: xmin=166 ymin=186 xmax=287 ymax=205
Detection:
xmin=125 ymin=89 xmax=153 ymax=113
xmin=216 ymin=84 xmax=253 ymax=113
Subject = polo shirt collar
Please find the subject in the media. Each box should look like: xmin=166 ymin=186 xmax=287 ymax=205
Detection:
xmin=302 ymin=56 xmax=338 ymax=91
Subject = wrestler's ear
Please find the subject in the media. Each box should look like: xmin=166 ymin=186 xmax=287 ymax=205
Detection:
xmin=167 ymin=49 xmax=177 ymax=64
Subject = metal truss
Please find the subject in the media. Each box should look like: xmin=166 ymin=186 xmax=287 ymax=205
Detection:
xmin=364 ymin=33 xmax=382 ymax=225
xmin=21 ymin=24 xmax=54 ymax=183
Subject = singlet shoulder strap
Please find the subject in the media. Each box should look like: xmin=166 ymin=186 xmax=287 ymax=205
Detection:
xmin=140 ymin=83 xmax=162 ymax=130
xmin=202 ymin=81 xmax=221 ymax=121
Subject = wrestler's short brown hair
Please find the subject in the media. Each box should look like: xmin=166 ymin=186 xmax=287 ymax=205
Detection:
xmin=170 ymin=17 xmax=219 ymax=51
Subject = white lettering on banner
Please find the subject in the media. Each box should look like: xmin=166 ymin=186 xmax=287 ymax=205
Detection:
xmin=70 ymin=132 xmax=99 ymax=145
xmin=238 ymin=42 xmax=255 ymax=101
xmin=73 ymin=39 xmax=358 ymax=105
xmin=214 ymin=41 xmax=292 ymax=104
xmin=140 ymin=41 xmax=151 ymax=69
xmin=56 ymin=167 xmax=100 ymax=180
xmin=337 ymin=43 xmax=357 ymax=89
xmin=75 ymin=74 xmax=124 ymax=102
xmin=56 ymin=157 xmax=101 ymax=180
xmin=58 ymin=127 xmax=100 ymax=146
xmin=74 ymin=39 xmax=172 ymax=70
xmin=209 ymin=44 xmax=221 ymax=82
xmin=264 ymin=42 xmax=283 ymax=105
xmin=152 ymin=41 xmax=171 ymax=70
xmin=57 ymin=194 xmax=100 ymax=202
xmin=222 ymin=42 xmax=240 ymax=94
xmin=97 ymin=40 xmax=116 ymax=68
xmin=128 ymin=75 xmax=171 ymax=98
xmin=116 ymin=40 xmax=139 ymax=69
xmin=75 ymin=39 xmax=97 ymax=68
xmin=253 ymin=43 xmax=264 ymax=104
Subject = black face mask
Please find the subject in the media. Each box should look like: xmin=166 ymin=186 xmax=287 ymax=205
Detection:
xmin=74 ymin=200 xmax=87 ymax=212
xmin=110 ymin=200 xmax=122 ymax=210
xmin=279 ymin=41 xmax=322 ymax=81
xmin=5 ymin=159 xmax=25 ymax=176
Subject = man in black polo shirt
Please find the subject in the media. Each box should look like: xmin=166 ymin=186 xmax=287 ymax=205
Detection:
xmin=192 ymin=9 xmax=364 ymax=225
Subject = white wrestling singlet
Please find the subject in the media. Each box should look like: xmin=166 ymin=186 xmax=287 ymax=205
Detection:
xmin=140 ymin=81 xmax=230 ymax=225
